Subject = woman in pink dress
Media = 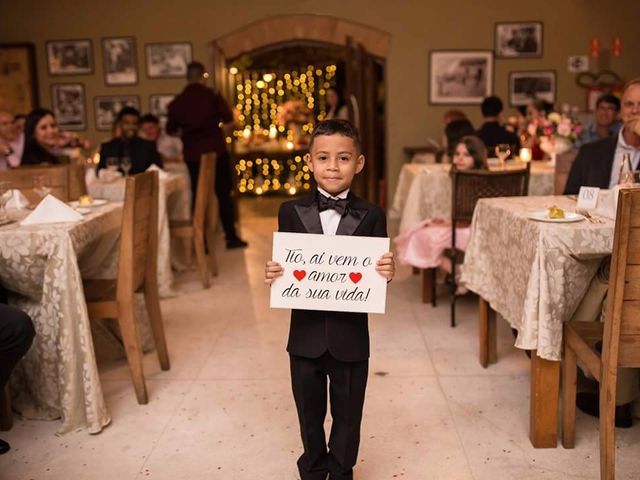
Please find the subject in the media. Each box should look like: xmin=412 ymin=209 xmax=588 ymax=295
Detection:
xmin=394 ymin=135 xmax=488 ymax=274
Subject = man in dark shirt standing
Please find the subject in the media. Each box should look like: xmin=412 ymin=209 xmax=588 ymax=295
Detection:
xmin=476 ymin=95 xmax=520 ymax=157
xmin=167 ymin=61 xmax=247 ymax=249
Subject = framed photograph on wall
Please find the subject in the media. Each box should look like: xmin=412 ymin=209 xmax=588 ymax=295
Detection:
xmin=429 ymin=50 xmax=493 ymax=104
xmin=94 ymin=95 xmax=140 ymax=131
xmin=46 ymin=39 xmax=93 ymax=75
xmin=495 ymin=22 xmax=543 ymax=58
xmin=509 ymin=70 xmax=556 ymax=106
xmin=51 ymin=83 xmax=86 ymax=130
xmin=102 ymin=37 xmax=138 ymax=85
xmin=0 ymin=43 xmax=39 ymax=114
xmin=149 ymin=94 xmax=174 ymax=117
xmin=145 ymin=42 xmax=192 ymax=78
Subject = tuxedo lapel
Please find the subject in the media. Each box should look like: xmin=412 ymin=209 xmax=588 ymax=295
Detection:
xmin=294 ymin=195 xmax=323 ymax=234
xmin=336 ymin=194 xmax=368 ymax=236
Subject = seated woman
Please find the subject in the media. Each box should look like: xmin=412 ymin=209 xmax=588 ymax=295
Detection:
xmin=20 ymin=108 xmax=62 ymax=165
xmin=394 ymin=135 xmax=488 ymax=273
xmin=442 ymin=119 xmax=475 ymax=163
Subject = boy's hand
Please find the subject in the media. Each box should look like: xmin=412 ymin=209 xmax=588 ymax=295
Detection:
xmin=265 ymin=261 xmax=284 ymax=285
xmin=376 ymin=252 xmax=395 ymax=281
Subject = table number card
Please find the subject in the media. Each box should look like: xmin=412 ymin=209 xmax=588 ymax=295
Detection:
xmin=270 ymin=232 xmax=390 ymax=314
xmin=577 ymin=186 xmax=600 ymax=211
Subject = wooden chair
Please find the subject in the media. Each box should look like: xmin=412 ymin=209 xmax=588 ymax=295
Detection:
xmin=554 ymin=150 xmax=578 ymax=195
xmin=561 ymin=187 xmax=640 ymax=480
xmin=446 ymin=164 xmax=530 ymax=327
xmin=0 ymin=385 xmax=12 ymax=431
xmin=83 ymin=171 xmax=170 ymax=404
xmin=0 ymin=164 xmax=70 ymax=203
xmin=170 ymin=153 xmax=218 ymax=288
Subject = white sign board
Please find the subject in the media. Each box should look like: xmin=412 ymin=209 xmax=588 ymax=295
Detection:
xmin=577 ymin=186 xmax=600 ymax=210
xmin=270 ymin=232 xmax=390 ymax=314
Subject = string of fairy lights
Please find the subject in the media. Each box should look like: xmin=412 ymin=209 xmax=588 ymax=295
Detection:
xmin=230 ymin=64 xmax=337 ymax=195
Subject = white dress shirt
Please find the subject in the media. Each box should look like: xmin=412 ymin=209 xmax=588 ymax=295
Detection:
xmin=609 ymin=128 xmax=640 ymax=188
xmin=318 ymin=187 xmax=349 ymax=236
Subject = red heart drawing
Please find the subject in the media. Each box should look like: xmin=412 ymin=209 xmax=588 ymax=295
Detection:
xmin=293 ymin=270 xmax=306 ymax=281
xmin=349 ymin=272 xmax=362 ymax=284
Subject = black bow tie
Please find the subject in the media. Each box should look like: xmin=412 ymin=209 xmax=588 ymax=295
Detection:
xmin=318 ymin=193 xmax=349 ymax=216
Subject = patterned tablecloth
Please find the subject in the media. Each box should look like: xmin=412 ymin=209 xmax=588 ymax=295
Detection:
xmin=88 ymin=171 xmax=191 ymax=297
xmin=0 ymin=204 xmax=123 ymax=434
xmin=390 ymin=162 xmax=555 ymax=234
xmin=460 ymin=195 xmax=614 ymax=361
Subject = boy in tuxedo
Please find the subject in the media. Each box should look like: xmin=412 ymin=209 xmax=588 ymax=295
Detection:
xmin=265 ymin=119 xmax=395 ymax=480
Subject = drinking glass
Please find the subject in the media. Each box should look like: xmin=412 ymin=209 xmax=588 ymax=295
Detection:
xmin=32 ymin=175 xmax=51 ymax=199
xmin=121 ymin=156 xmax=132 ymax=177
xmin=495 ymin=144 xmax=511 ymax=170
xmin=0 ymin=181 xmax=12 ymax=220
xmin=106 ymin=157 xmax=120 ymax=172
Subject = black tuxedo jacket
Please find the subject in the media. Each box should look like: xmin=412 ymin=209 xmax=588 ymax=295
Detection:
xmin=98 ymin=137 xmax=163 ymax=175
xmin=278 ymin=192 xmax=388 ymax=362
xmin=564 ymin=136 xmax=617 ymax=195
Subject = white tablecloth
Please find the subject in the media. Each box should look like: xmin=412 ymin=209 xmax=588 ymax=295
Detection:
xmin=390 ymin=162 xmax=555 ymax=234
xmin=460 ymin=195 xmax=614 ymax=361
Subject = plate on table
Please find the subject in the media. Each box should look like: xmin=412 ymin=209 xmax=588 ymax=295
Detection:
xmin=74 ymin=207 xmax=92 ymax=215
xmin=527 ymin=210 xmax=585 ymax=223
xmin=68 ymin=199 xmax=108 ymax=208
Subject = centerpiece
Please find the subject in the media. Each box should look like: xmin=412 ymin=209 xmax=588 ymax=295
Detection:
xmin=529 ymin=112 xmax=582 ymax=166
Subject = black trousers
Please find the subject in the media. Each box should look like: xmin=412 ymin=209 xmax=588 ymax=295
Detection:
xmin=0 ymin=304 xmax=35 ymax=389
xmin=185 ymin=150 xmax=238 ymax=241
xmin=290 ymin=352 xmax=368 ymax=480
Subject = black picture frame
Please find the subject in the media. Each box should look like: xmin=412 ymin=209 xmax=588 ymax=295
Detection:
xmin=495 ymin=22 xmax=543 ymax=59
xmin=51 ymin=83 xmax=86 ymax=131
xmin=102 ymin=36 xmax=138 ymax=86
xmin=149 ymin=94 xmax=175 ymax=117
xmin=429 ymin=50 xmax=494 ymax=105
xmin=508 ymin=70 xmax=556 ymax=107
xmin=145 ymin=42 xmax=192 ymax=78
xmin=45 ymin=39 xmax=93 ymax=75
xmin=94 ymin=95 xmax=140 ymax=131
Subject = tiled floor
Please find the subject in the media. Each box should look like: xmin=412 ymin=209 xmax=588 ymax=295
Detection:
xmin=2 ymin=197 xmax=640 ymax=479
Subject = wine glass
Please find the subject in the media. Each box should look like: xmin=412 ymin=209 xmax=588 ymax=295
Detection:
xmin=105 ymin=157 xmax=120 ymax=172
xmin=32 ymin=175 xmax=51 ymax=200
xmin=0 ymin=181 xmax=12 ymax=221
xmin=121 ymin=156 xmax=132 ymax=177
xmin=495 ymin=144 xmax=511 ymax=170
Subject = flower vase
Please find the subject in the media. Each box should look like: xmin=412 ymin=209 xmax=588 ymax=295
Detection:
xmin=540 ymin=136 xmax=572 ymax=167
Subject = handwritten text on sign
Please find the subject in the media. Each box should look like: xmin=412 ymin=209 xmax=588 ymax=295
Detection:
xmin=270 ymin=232 xmax=390 ymax=314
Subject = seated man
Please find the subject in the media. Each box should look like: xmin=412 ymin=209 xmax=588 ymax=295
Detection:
xmin=139 ymin=114 xmax=183 ymax=162
xmin=0 ymin=287 xmax=35 ymax=454
xmin=564 ymin=79 xmax=640 ymax=195
xmin=476 ymin=96 xmax=520 ymax=157
xmin=0 ymin=111 xmax=24 ymax=170
xmin=98 ymin=107 xmax=162 ymax=175
xmin=575 ymin=94 xmax=621 ymax=148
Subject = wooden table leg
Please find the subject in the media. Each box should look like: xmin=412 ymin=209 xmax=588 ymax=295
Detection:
xmin=422 ymin=268 xmax=433 ymax=304
xmin=479 ymin=297 xmax=497 ymax=367
xmin=0 ymin=385 xmax=12 ymax=431
xmin=529 ymin=352 xmax=560 ymax=448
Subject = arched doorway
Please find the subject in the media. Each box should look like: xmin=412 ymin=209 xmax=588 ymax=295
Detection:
xmin=209 ymin=15 xmax=390 ymax=205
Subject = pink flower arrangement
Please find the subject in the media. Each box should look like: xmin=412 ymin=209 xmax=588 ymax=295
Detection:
xmin=528 ymin=112 xmax=583 ymax=143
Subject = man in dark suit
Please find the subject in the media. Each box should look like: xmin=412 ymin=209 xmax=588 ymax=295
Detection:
xmin=565 ymin=79 xmax=640 ymax=195
xmin=98 ymin=107 xmax=162 ymax=175
xmin=476 ymin=95 xmax=520 ymax=157
xmin=167 ymin=61 xmax=247 ymax=249
xmin=265 ymin=120 xmax=395 ymax=480
xmin=0 ymin=286 xmax=35 ymax=454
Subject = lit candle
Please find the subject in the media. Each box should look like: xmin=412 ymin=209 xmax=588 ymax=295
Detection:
xmin=519 ymin=148 xmax=532 ymax=162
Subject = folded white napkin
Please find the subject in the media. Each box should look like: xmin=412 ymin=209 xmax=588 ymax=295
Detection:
xmin=98 ymin=169 xmax=123 ymax=182
xmin=20 ymin=194 xmax=83 ymax=226
xmin=146 ymin=163 xmax=168 ymax=179
xmin=593 ymin=189 xmax=617 ymax=220
xmin=6 ymin=189 xmax=30 ymax=209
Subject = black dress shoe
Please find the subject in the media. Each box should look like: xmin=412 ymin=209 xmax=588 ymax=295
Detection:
xmin=226 ymin=238 xmax=248 ymax=249
xmin=576 ymin=392 xmax=633 ymax=428
xmin=0 ymin=438 xmax=10 ymax=455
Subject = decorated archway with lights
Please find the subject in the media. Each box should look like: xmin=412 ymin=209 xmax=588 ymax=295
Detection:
xmin=211 ymin=15 xmax=390 ymax=202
